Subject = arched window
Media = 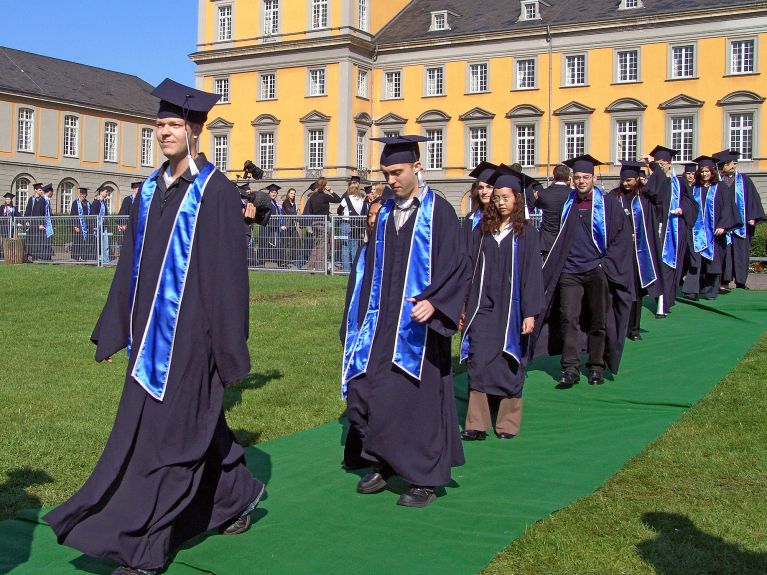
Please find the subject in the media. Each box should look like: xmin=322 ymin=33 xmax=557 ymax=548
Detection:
xmin=13 ymin=177 xmax=31 ymax=211
xmin=58 ymin=180 xmax=77 ymax=213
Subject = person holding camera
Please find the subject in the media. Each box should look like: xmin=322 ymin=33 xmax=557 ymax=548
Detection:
xmin=303 ymin=177 xmax=341 ymax=271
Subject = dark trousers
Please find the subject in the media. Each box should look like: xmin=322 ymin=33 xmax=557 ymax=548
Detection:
xmin=558 ymin=266 xmax=608 ymax=372
xmin=682 ymin=247 xmax=702 ymax=295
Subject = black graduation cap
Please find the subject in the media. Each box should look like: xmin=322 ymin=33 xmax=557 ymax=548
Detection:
xmin=265 ymin=184 xmax=281 ymax=192
xmin=468 ymin=161 xmax=498 ymax=183
xmin=151 ymin=78 xmax=221 ymax=124
xmin=692 ymin=155 xmax=716 ymax=170
xmin=4 ymin=192 xmax=15 ymax=199
xmin=306 ymin=181 xmax=319 ymax=192
xmin=238 ymin=183 xmax=250 ymax=191
xmin=131 ymin=181 xmax=144 ymax=189
xmin=619 ymin=160 xmax=645 ymax=179
xmin=683 ymin=163 xmax=697 ymax=173
xmin=363 ymin=184 xmax=373 ymax=194
xmin=349 ymin=175 xmax=361 ymax=184
xmin=42 ymin=184 xmax=53 ymax=193
xmin=562 ymin=154 xmax=604 ymax=175
xmin=33 ymin=183 xmax=43 ymax=190
xmin=649 ymin=145 xmax=679 ymax=162
xmin=370 ymin=135 xmax=429 ymax=166
xmin=713 ymin=149 xmax=740 ymax=165
xmin=486 ymin=164 xmax=535 ymax=193
xmin=78 ymin=187 xmax=88 ymax=194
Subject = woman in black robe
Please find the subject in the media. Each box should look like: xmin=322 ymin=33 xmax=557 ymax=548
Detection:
xmin=460 ymin=171 xmax=543 ymax=440
xmin=282 ymin=187 xmax=303 ymax=267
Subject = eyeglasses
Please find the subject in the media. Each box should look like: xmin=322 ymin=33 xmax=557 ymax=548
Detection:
xmin=492 ymin=196 xmax=514 ymax=204
xmin=572 ymin=175 xmax=593 ymax=181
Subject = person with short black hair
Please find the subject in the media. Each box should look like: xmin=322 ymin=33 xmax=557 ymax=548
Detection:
xmin=535 ymin=164 xmax=572 ymax=260
xmin=24 ymin=183 xmax=45 ymax=261
xmin=70 ymin=188 xmax=92 ymax=262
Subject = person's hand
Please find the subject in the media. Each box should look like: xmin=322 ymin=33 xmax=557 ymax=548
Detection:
xmin=640 ymin=154 xmax=652 ymax=164
xmin=521 ymin=316 xmax=535 ymax=335
xmin=243 ymin=203 xmax=256 ymax=221
xmin=749 ymin=219 xmax=755 ymax=226
xmin=672 ymin=208 xmax=683 ymax=216
xmin=714 ymin=227 xmax=725 ymax=236
xmin=74 ymin=226 xmax=80 ymax=233
xmin=38 ymin=224 xmax=45 ymax=231
xmin=280 ymin=225 xmax=287 ymax=231
xmin=307 ymin=227 xmax=314 ymax=235
xmin=407 ymin=298 xmax=435 ymax=323
xmin=458 ymin=312 xmax=465 ymax=331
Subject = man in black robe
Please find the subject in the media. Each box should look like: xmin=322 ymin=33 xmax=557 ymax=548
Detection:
xmin=642 ymin=146 xmax=699 ymax=317
xmin=70 ymin=187 xmax=92 ymax=262
xmin=341 ymin=135 xmax=469 ymax=508
xmin=0 ymin=192 xmax=18 ymax=259
xmin=45 ymin=78 xmax=266 ymax=575
xmin=39 ymin=183 xmax=55 ymax=260
xmin=532 ymin=155 xmax=634 ymax=387
xmin=534 ymin=163 xmax=572 ymax=260
xmin=715 ymin=149 xmax=765 ymax=289
xmin=119 ymin=181 xmax=142 ymax=216
xmin=24 ymin=183 xmax=45 ymax=261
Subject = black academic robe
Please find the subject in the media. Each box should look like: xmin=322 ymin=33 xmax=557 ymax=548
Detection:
xmin=24 ymin=195 xmax=46 ymax=259
xmin=534 ymin=183 xmax=571 ymax=254
xmin=645 ymin=165 xmax=699 ymax=311
xmin=698 ymin=184 xmax=741 ymax=276
xmin=256 ymin=198 xmax=285 ymax=265
xmin=69 ymin=199 xmax=92 ymax=261
xmin=118 ymin=195 xmax=135 ymax=216
xmin=341 ymin=193 xmax=470 ymax=488
xmin=461 ymin=210 xmax=483 ymax=270
xmin=532 ymin=189 xmax=635 ymax=374
xmin=722 ymin=173 xmax=765 ymax=285
xmin=44 ymin=154 xmax=262 ymax=571
xmin=0 ymin=205 xmax=17 ymax=238
xmin=464 ymin=225 xmax=543 ymax=398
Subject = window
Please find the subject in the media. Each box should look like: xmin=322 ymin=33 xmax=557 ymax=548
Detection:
xmin=103 ymin=122 xmax=118 ymax=162
xmin=58 ymin=181 xmax=74 ymax=213
xmin=516 ymin=59 xmax=536 ymax=89
xmin=425 ymin=66 xmax=444 ymax=96
xmin=469 ymin=127 xmax=487 ymax=168
xmin=729 ymin=113 xmax=753 ymax=160
xmin=516 ymin=125 xmax=536 ymax=167
xmin=357 ymin=69 xmax=369 ymax=98
xmin=430 ymin=11 xmax=449 ymax=31
xmin=565 ymin=55 xmax=586 ymax=86
xmin=214 ymin=134 xmax=228 ymax=171
xmin=358 ymin=0 xmax=368 ymax=31
xmin=15 ymin=178 xmax=30 ymax=211
xmin=564 ymin=121 xmax=585 ymax=160
xmin=259 ymin=132 xmax=275 ymax=170
xmin=308 ymin=129 xmax=324 ymax=169
xmin=469 ymin=63 xmax=488 ymax=93
xmin=730 ymin=39 xmax=755 ymax=74
xmin=619 ymin=0 xmax=643 ymax=8
xmin=384 ymin=71 xmax=401 ymax=99
xmin=425 ymin=129 xmax=443 ymax=169
xmin=671 ymin=45 xmax=695 ymax=79
xmin=17 ymin=108 xmax=34 ymax=152
xmin=63 ymin=115 xmax=79 ymax=157
xmin=264 ymin=0 xmax=279 ymax=35
xmin=214 ymin=78 xmax=230 ymax=103
xmin=617 ymin=49 xmax=639 ymax=82
xmin=141 ymin=128 xmax=154 ymax=166
xmin=312 ymin=0 xmax=328 ymax=29
xmin=217 ymin=5 xmax=233 ymax=41
xmin=260 ymin=73 xmax=276 ymax=100
xmin=616 ymin=119 xmax=638 ymax=161
xmin=520 ymin=1 xmax=540 ymax=20
xmin=384 ymin=130 xmax=400 ymax=138
xmin=356 ymin=130 xmax=366 ymax=170
xmin=309 ymin=68 xmax=326 ymax=96
xmin=670 ymin=116 xmax=694 ymax=162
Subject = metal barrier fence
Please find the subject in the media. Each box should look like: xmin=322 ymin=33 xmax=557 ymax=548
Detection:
xmin=247 ymin=215 xmax=328 ymax=273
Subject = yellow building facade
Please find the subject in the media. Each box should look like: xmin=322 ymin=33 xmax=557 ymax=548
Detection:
xmin=193 ymin=0 xmax=767 ymax=210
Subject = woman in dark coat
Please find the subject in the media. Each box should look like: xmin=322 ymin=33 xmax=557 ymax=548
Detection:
xmin=282 ymin=187 xmax=303 ymax=266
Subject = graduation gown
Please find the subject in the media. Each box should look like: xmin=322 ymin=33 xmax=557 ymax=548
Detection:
xmin=722 ymin=174 xmax=765 ymax=285
xmin=697 ymin=184 xmax=741 ymax=276
xmin=24 ymin=195 xmax=46 ymax=259
xmin=0 ymin=205 xmax=17 ymax=238
xmin=534 ymin=183 xmax=571 ymax=254
xmin=341 ymin=194 xmax=470 ymax=488
xmin=532 ymin=189 xmax=635 ymax=374
xmin=44 ymin=154 xmax=262 ymax=571
xmin=70 ymin=199 xmax=92 ymax=261
xmin=461 ymin=209 xmax=483 ymax=270
xmin=464 ymin=225 xmax=543 ymax=398
xmin=118 ymin=195 xmax=135 ymax=216
xmin=645 ymin=166 xmax=699 ymax=311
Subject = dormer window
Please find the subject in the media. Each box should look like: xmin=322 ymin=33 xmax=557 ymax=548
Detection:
xmin=619 ymin=0 xmax=643 ymax=9
xmin=430 ymin=11 xmax=450 ymax=31
xmin=520 ymin=0 xmax=540 ymax=21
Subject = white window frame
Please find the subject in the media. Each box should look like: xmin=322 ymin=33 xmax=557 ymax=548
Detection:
xmin=213 ymin=134 xmax=229 ymax=172
xmin=383 ymin=70 xmax=402 ymax=99
xmin=619 ymin=0 xmax=643 ymax=8
xmin=728 ymin=37 xmax=757 ymax=75
xmin=258 ymin=131 xmax=275 ymax=170
xmin=17 ymin=108 xmax=34 ymax=153
xmin=668 ymin=114 xmax=696 ymax=163
xmin=383 ymin=130 xmax=401 ymax=138
xmin=613 ymin=116 xmax=641 ymax=163
xmin=63 ymin=114 xmax=79 ymax=158
xmin=424 ymin=65 xmax=445 ymax=97
xmin=467 ymin=62 xmax=488 ymax=94
xmin=217 ymin=4 xmax=233 ymax=41
xmin=563 ymin=54 xmax=587 ymax=87
xmin=356 ymin=129 xmax=367 ymax=171
xmin=15 ymin=177 xmax=30 ymax=211
xmin=514 ymin=57 xmax=537 ymax=90
xmin=140 ymin=127 xmax=154 ymax=167
xmin=263 ymin=0 xmax=279 ymax=37
xmin=58 ymin=180 xmax=75 ymax=213
xmin=429 ymin=11 xmax=450 ymax=31
xmin=308 ymin=67 xmax=327 ymax=97
xmin=311 ymin=0 xmax=328 ymax=30
xmin=358 ymin=0 xmax=368 ymax=31
xmin=468 ymin=126 xmax=488 ymax=168
xmin=615 ymin=48 xmax=640 ymax=83
xmin=357 ymin=68 xmax=369 ymax=99
xmin=561 ymin=119 xmax=588 ymax=161
xmin=103 ymin=121 xmax=118 ymax=163
xmin=260 ymin=72 xmax=277 ymax=100
xmin=520 ymin=0 xmax=540 ymax=21
xmin=214 ymin=78 xmax=230 ymax=104
xmin=424 ymin=128 xmax=444 ymax=170
xmin=669 ymin=43 xmax=696 ymax=79
xmin=728 ymin=112 xmax=755 ymax=161
xmin=307 ymin=128 xmax=325 ymax=169
xmin=514 ymin=124 xmax=537 ymax=168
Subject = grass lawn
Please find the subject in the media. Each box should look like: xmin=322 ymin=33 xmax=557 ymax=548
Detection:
xmin=1 ymin=265 xmax=765 ymax=574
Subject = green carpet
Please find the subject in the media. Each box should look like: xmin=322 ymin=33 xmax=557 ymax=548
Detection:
xmin=2 ymin=291 xmax=766 ymax=575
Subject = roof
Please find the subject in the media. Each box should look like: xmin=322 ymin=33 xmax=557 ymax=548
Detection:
xmin=0 ymin=46 xmax=158 ymax=118
xmin=375 ymin=0 xmax=764 ymax=44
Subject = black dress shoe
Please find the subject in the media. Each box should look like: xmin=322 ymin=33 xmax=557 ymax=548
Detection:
xmin=557 ymin=370 xmax=580 ymax=388
xmin=112 ymin=567 xmax=158 ymax=575
xmin=682 ymin=292 xmax=699 ymax=301
xmin=220 ymin=485 xmax=265 ymax=535
xmin=495 ymin=432 xmax=515 ymax=440
xmin=655 ymin=313 xmax=667 ymax=319
xmin=588 ymin=370 xmax=604 ymax=386
xmin=719 ymin=287 xmax=730 ymax=294
xmin=628 ymin=332 xmax=642 ymax=341
xmin=397 ymin=487 xmax=436 ymax=508
xmin=356 ymin=465 xmax=392 ymax=494
xmin=460 ymin=429 xmax=487 ymax=441
xmin=736 ymin=284 xmax=750 ymax=290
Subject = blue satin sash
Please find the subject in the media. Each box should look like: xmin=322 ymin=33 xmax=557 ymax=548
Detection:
xmin=342 ymin=187 xmax=435 ymax=388
xmin=471 ymin=208 xmax=481 ymax=230
xmin=76 ymin=200 xmax=90 ymax=238
xmin=128 ymin=162 xmax=215 ymax=401
xmin=341 ymin=242 xmax=368 ymax=399
xmin=733 ymin=173 xmax=746 ymax=238
xmin=691 ymin=186 xmax=707 ymax=253
xmin=700 ymin=184 xmax=718 ymax=261
xmin=560 ymin=187 xmax=607 ymax=255
xmin=631 ymin=195 xmax=658 ymax=288
xmin=43 ymin=197 xmax=53 ymax=238
xmin=661 ymin=175 xmax=681 ymax=267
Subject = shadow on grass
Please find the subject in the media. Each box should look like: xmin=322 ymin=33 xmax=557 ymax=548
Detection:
xmin=637 ymin=512 xmax=767 ymax=575
xmin=0 ymin=468 xmax=53 ymax=575
xmin=223 ymin=369 xmax=283 ymax=414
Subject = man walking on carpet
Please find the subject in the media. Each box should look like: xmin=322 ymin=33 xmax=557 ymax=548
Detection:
xmin=45 ymin=79 xmax=267 ymax=575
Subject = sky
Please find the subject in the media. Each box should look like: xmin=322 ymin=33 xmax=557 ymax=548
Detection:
xmin=2 ymin=0 xmax=197 ymax=86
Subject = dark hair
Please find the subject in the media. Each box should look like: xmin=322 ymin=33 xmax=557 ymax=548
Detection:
xmin=509 ymin=163 xmax=523 ymax=172
xmin=481 ymin=190 xmax=526 ymax=236
xmin=316 ymin=177 xmax=328 ymax=191
xmin=696 ymin=166 xmax=719 ymax=186
xmin=468 ymin=181 xmax=481 ymax=211
xmin=552 ymin=164 xmax=571 ymax=183
xmin=611 ymin=176 xmax=643 ymax=198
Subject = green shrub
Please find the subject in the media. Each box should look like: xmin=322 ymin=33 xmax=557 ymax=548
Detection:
xmin=751 ymin=223 xmax=767 ymax=258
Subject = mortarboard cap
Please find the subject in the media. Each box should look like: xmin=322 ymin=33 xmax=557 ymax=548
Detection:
xmin=713 ymin=149 xmax=740 ymax=165
xmin=151 ymin=78 xmax=221 ymax=125
xmin=77 ymin=187 xmax=88 ymax=194
xmin=692 ymin=155 xmax=716 ymax=170
xmin=307 ymin=181 xmax=319 ymax=192
xmin=238 ymin=183 xmax=250 ymax=191
xmin=33 ymin=183 xmax=43 ymax=190
xmin=364 ymin=184 xmax=373 ymax=194
xmin=468 ymin=161 xmax=498 ymax=184
xmin=563 ymin=154 xmax=604 ymax=175
xmin=265 ymin=184 xmax=281 ymax=192
xmin=4 ymin=192 xmax=15 ymax=199
xmin=131 ymin=180 xmax=144 ymax=189
xmin=649 ymin=145 xmax=679 ymax=162
xmin=371 ymin=135 xmax=429 ymax=166
xmin=486 ymin=164 xmax=535 ymax=193
xmin=683 ymin=163 xmax=697 ymax=173
xmin=349 ymin=175 xmax=361 ymax=184
xmin=42 ymin=184 xmax=53 ymax=192
xmin=620 ymin=160 xmax=645 ymax=179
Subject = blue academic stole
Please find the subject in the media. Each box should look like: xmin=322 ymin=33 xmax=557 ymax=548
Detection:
xmin=342 ymin=187 xmax=435 ymax=394
xmin=631 ymin=195 xmax=658 ymax=288
xmin=691 ymin=186 xmax=708 ymax=254
xmin=661 ymin=175 xmax=681 ymax=268
xmin=700 ymin=184 xmax=718 ymax=261
xmin=471 ymin=208 xmax=482 ymax=230
xmin=559 ymin=187 xmax=607 ymax=255
xmin=76 ymin=200 xmax=90 ymax=238
xmin=128 ymin=162 xmax=216 ymax=401
xmin=733 ymin=173 xmax=747 ymax=238
xmin=460 ymin=234 xmax=522 ymax=365
xmin=43 ymin=197 xmax=54 ymax=238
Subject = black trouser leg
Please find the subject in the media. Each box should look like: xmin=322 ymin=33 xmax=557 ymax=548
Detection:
xmin=584 ymin=267 xmax=608 ymax=371
xmin=558 ymin=272 xmax=585 ymax=372
xmin=628 ymin=299 xmax=642 ymax=336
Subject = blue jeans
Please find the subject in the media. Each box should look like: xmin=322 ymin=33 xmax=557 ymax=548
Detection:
xmin=340 ymin=221 xmax=359 ymax=273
